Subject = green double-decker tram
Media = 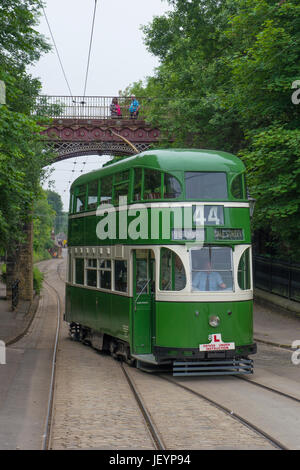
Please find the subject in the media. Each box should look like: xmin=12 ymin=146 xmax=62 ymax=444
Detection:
xmin=65 ymin=149 xmax=256 ymax=375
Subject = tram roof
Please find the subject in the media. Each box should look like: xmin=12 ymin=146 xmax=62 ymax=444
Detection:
xmin=71 ymin=149 xmax=245 ymax=188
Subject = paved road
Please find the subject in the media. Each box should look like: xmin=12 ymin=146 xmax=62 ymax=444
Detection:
xmin=0 ymin=256 xmax=299 ymax=450
xmin=0 ymin=266 xmax=58 ymax=450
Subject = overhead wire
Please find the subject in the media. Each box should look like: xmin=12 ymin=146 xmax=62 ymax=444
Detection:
xmin=83 ymin=0 xmax=98 ymax=98
xmin=40 ymin=2 xmax=74 ymax=98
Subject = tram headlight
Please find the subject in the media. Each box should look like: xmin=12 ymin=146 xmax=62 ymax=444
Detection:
xmin=209 ymin=315 xmax=220 ymax=327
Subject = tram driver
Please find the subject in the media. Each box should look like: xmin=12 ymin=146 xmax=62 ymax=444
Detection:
xmin=192 ymin=260 xmax=227 ymax=292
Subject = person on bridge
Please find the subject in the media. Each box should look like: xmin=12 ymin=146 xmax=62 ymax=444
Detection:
xmin=110 ymin=97 xmax=122 ymax=118
xmin=129 ymin=95 xmax=140 ymax=119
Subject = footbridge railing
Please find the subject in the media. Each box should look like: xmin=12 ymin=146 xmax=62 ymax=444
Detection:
xmin=33 ymin=95 xmax=151 ymax=120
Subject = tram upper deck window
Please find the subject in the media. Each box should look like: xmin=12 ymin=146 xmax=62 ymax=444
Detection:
xmin=231 ymin=174 xmax=245 ymax=200
xmin=100 ymin=178 xmax=112 ymax=205
xmin=144 ymin=169 xmax=162 ymax=200
xmin=185 ymin=172 xmax=228 ymax=200
xmin=163 ymin=173 xmax=182 ymax=199
xmin=87 ymin=181 xmax=98 ymax=210
xmin=75 ymin=185 xmax=87 ymax=212
xmin=114 ymin=171 xmax=129 ymax=206
xmin=134 ymin=168 xmax=142 ymax=201
xmin=191 ymin=247 xmax=233 ymax=292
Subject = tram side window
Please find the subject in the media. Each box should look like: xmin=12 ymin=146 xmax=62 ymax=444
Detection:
xmin=160 ymin=248 xmax=186 ymax=291
xmin=99 ymin=259 xmax=111 ymax=290
xmin=114 ymin=260 xmax=127 ymax=292
xmin=75 ymin=258 xmax=84 ymax=285
xmin=114 ymin=172 xmax=129 ymax=206
xmin=115 ymin=170 xmax=129 ymax=183
xmin=185 ymin=172 xmax=228 ymax=200
xmin=86 ymin=258 xmax=97 ymax=287
xmin=191 ymin=247 xmax=233 ymax=292
xmin=231 ymin=174 xmax=244 ymax=200
xmin=144 ymin=169 xmax=162 ymax=200
xmin=87 ymin=181 xmax=98 ymax=210
xmin=163 ymin=173 xmax=182 ymax=199
xmin=69 ymin=192 xmax=74 ymax=214
xmin=100 ymin=178 xmax=112 ymax=205
xmin=238 ymin=248 xmax=251 ymax=290
xmin=75 ymin=185 xmax=87 ymax=212
xmin=134 ymin=168 xmax=142 ymax=201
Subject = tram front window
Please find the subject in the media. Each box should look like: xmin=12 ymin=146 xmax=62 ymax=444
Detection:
xmin=191 ymin=247 xmax=233 ymax=292
xmin=185 ymin=172 xmax=228 ymax=200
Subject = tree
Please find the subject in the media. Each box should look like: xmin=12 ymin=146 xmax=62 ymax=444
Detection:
xmin=129 ymin=0 xmax=300 ymax=258
xmin=33 ymin=189 xmax=56 ymax=258
xmin=0 ymin=1 xmax=52 ymax=254
xmin=46 ymin=190 xmax=68 ymax=234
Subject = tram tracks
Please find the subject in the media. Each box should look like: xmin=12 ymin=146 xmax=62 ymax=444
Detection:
xmin=121 ymin=363 xmax=166 ymax=450
xmin=40 ymin=261 xmax=65 ymax=450
xmin=234 ymin=375 xmax=300 ymax=404
xmin=119 ymin=363 xmax=285 ymax=450
xmin=158 ymin=374 xmax=295 ymax=450
xmin=38 ymin=259 xmax=298 ymax=450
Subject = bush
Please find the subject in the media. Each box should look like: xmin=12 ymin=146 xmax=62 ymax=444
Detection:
xmin=33 ymin=266 xmax=44 ymax=295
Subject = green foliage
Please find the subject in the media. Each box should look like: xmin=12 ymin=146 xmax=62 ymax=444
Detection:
xmin=46 ymin=190 xmax=68 ymax=234
xmin=0 ymin=263 xmax=44 ymax=293
xmin=0 ymin=0 xmax=53 ymax=255
xmin=240 ymin=126 xmax=300 ymax=258
xmin=129 ymin=0 xmax=300 ymax=258
xmin=33 ymin=189 xmax=56 ymax=259
xmin=33 ymin=266 xmax=44 ymax=295
xmin=1 ymin=263 xmax=6 ymax=283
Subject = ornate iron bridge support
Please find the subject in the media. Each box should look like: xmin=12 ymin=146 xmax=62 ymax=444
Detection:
xmin=41 ymin=117 xmax=161 ymax=162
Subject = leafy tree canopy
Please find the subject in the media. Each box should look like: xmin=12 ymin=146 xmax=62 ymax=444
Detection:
xmin=0 ymin=0 xmax=53 ymax=253
xmin=128 ymin=0 xmax=300 ymax=258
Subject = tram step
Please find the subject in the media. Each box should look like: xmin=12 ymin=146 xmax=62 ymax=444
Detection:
xmin=173 ymin=358 xmax=253 ymax=376
xmin=131 ymin=353 xmax=159 ymax=365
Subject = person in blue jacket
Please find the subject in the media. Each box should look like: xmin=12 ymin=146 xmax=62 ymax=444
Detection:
xmin=129 ymin=95 xmax=140 ymax=119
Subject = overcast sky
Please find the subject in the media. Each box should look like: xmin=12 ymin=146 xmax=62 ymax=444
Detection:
xmin=30 ymin=0 xmax=171 ymax=210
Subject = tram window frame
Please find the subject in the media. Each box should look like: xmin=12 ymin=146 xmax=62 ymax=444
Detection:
xmin=237 ymin=248 xmax=251 ymax=290
xmin=230 ymin=173 xmax=245 ymax=200
xmin=100 ymin=177 xmax=112 ymax=205
xmin=69 ymin=192 xmax=74 ymax=214
xmin=133 ymin=167 xmax=143 ymax=201
xmin=113 ymin=171 xmax=130 ymax=206
xmin=160 ymin=248 xmax=186 ymax=291
xmin=87 ymin=180 xmax=99 ymax=210
xmin=99 ymin=258 xmax=112 ymax=290
xmin=85 ymin=258 xmax=97 ymax=287
xmin=163 ymin=173 xmax=182 ymax=199
xmin=75 ymin=258 xmax=84 ymax=285
xmin=191 ymin=246 xmax=233 ymax=292
xmin=114 ymin=260 xmax=128 ymax=293
xmin=75 ymin=184 xmax=88 ymax=213
xmin=144 ymin=169 xmax=163 ymax=200
xmin=185 ymin=172 xmax=228 ymax=201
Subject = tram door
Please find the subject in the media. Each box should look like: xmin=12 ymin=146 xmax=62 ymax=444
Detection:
xmin=133 ymin=250 xmax=155 ymax=355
